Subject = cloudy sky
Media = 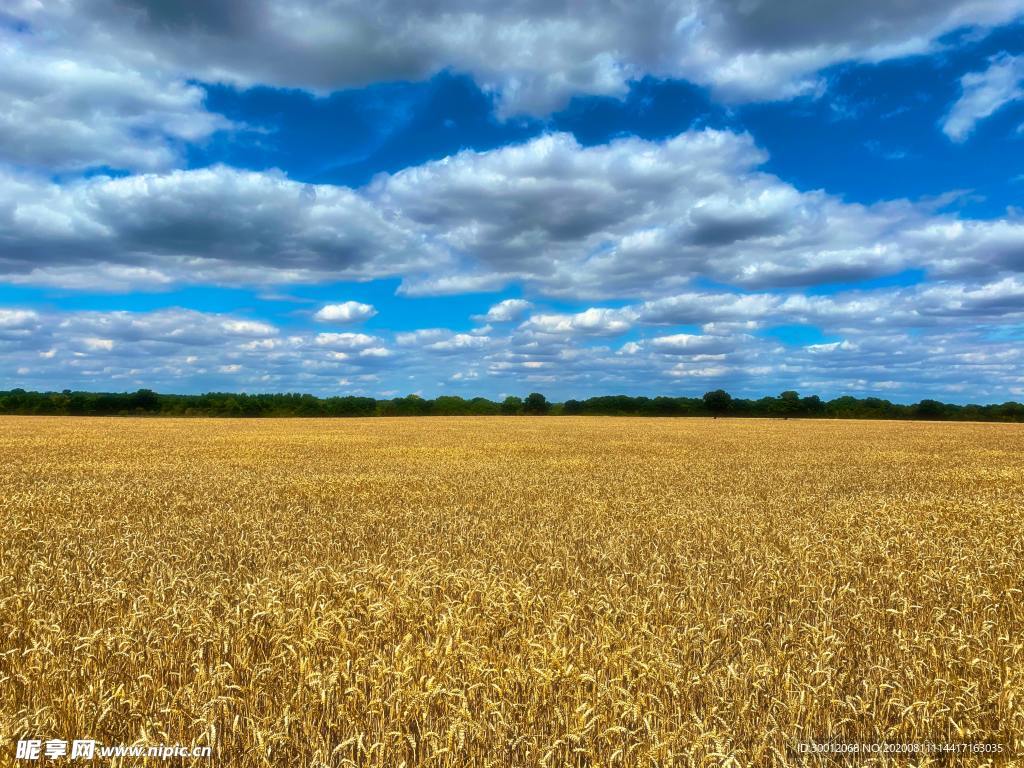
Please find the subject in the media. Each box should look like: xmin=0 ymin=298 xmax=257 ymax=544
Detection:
xmin=2 ymin=1 xmax=1024 ymax=402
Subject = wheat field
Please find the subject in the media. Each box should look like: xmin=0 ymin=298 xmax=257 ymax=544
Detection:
xmin=1 ymin=416 xmax=1022 ymax=766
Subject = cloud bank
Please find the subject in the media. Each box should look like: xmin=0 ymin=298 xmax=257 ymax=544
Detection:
xmin=3 ymin=131 xmax=1022 ymax=299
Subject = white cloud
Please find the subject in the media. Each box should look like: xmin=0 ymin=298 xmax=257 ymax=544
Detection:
xmin=476 ymin=299 xmax=533 ymax=322
xmin=649 ymin=333 xmax=737 ymax=355
xmin=11 ymin=0 xmax=1024 ymax=121
xmin=3 ymin=265 xmax=176 ymax=292
xmin=395 ymin=329 xmax=450 ymax=346
xmin=313 ymin=301 xmax=378 ymax=323
xmin=314 ymin=332 xmax=379 ymax=349
xmin=668 ymin=363 xmax=730 ymax=378
xmin=3 ymin=288 xmax=1024 ymax=401
xmin=373 ymin=130 xmax=936 ymax=295
xmin=0 ymin=1 xmax=1017 ymax=183
xmin=395 ymin=328 xmax=493 ymax=353
xmin=0 ymin=29 xmax=229 ymax=171
xmin=521 ymin=308 xmax=636 ymax=335
xmin=424 ymin=334 xmax=491 ymax=352
xmin=631 ymin=278 xmax=1024 ymax=329
xmin=222 ymin=319 xmax=278 ymax=336
xmin=4 ymin=128 xmax=1024 ymax=298
xmin=397 ymin=272 xmax=510 ymax=297
xmin=239 ymin=339 xmax=281 ymax=351
xmin=0 ymin=309 xmax=39 ymax=329
xmin=82 ymin=338 xmax=115 ymax=351
xmin=0 ymin=165 xmax=440 ymax=287
xmin=50 ymin=310 xmax=282 ymax=350
xmin=807 ymin=340 xmax=858 ymax=353
xmin=944 ymin=53 xmax=1024 ymax=141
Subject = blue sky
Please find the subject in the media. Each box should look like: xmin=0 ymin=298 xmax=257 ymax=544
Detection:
xmin=2 ymin=2 xmax=1024 ymax=403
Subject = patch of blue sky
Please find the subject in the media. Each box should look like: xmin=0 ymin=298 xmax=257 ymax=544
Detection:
xmin=983 ymin=324 xmax=1024 ymax=341
xmin=192 ymin=74 xmax=540 ymax=188
xmin=758 ymin=324 xmax=837 ymax=347
xmin=740 ymin=21 xmax=1024 ymax=214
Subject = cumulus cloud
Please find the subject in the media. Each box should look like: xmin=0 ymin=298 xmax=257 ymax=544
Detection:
xmin=807 ymin=340 xmax=858 ymax=353
xmin=0 ymin=165 xmax=441 ymax=287
xmin=10 ymin=0 xmax=1024 ymax=120
xmin=520 ymin=308 xmax=636 ymax=336
xmin=395 ymin=329 xmax=450 ymax=346
xmin=396 ymin=328 xmax=493 ymax=353
xmin=423 ymin=333 xmax=492 ymax=353
xmin=313 ymin=301 xmax=378 ymax=323
xmin=475 ymin=299 xmax=533 ymax=323
xmin=0 ymin=22 xmax=230 ymax=171
xmin=0 ymin=2 xmax=1017 ymax=176
xmin=0 ymin=0 xmax=1020 ymax=187
xmin=943 ymin=53 xmax=1024 ymax=141
xmin=0 ymin=306 xmax=401 ymax=393
xmin=374 ymin=130 xmax=1019 ymax=296
xmin=81 ymin=338 xmax=115 ymax=351
xmin=631 ymin=278 xmax=1024 ymax=329
xmin=55 ymin=309 xmax=278 ymax=347
xmin=649 ymin=333 xmax=739 ymax=355
xmin=0 ymin=308 xmax=39 ymax=329
xmin=396 ymin=272 xmax=511 ymax=297
xmin=313 ymin=332 xmax=380 ymax=349
xmin=2 ymin=128 xmax=1024 ymax=298
xmin=3 ymin=281 xmax=1024 ymax=401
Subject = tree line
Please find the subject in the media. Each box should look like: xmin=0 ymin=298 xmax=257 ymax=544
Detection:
xmin=0 ymin=388 xmax=1022 ymax=421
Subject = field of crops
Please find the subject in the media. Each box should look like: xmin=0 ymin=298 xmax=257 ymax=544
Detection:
xmin=1 ymin=416 xmax=1022 ymax=766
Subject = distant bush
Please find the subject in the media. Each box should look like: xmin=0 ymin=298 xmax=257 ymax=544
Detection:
xmin=0 ymin=388 xmax=1020 ymax=422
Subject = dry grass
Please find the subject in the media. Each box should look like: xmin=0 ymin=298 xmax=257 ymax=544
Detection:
xmin=1 ymin=416 xmax=1022 ymax=766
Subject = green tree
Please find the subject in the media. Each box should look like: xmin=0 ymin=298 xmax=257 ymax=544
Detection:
xmin=915 ymin=399 xmax=945 ymax=420
xmin=777 ymin=390 xmax=800 ymax=416
xmin=562 ymin=399 xmax=583 ymax=415
xmin=523 ymin=392 xmax=550 ymax=415
xmin=501 ymin=396 xmax=523 ymax=415
xmin=432 ymin=396 xmax=470 ymax=415
xmin=702 ymin=389 xmax=732 ymax=414
xmin=801 ymin=394 xmax=824 ymax=415
xmin=468 ymin=397 xmax=501 ymax=415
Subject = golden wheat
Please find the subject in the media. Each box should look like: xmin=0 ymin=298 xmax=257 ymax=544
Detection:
xmin=0 ymin=416 xmax=1022 ymax=766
